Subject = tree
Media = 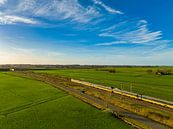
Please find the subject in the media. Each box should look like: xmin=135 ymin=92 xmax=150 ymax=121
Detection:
xmin=155 ymin=69 xmax=172 ymax=75
xmin=146 ymin=69 xmax=153 ymax=74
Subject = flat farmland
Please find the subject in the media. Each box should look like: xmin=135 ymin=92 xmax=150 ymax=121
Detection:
xmin=0 ymin=72 xmax=133 ymax=129
xmin=35 ymin=67 xmax=173 ymax=101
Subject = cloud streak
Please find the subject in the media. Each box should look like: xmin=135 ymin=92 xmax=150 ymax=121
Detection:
xmin=0 ymin=0 xmax=123 ymax=24
xmin=15 ymin=0 xmax=101 ymax=23
xmin=99 ymin=20 xmax=162 ymax=45
xmin=0 ymin=0 xmax=6 ymax=5
xmin=92 ymin=0 xmax=123 ymax=14
xmin=95 ymin=41 xmax=127 ymax=46
xmin=0 ymin=14 xmax=38 ymax=25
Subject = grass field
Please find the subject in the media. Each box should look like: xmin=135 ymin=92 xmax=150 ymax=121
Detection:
xmin=0 ymin=72 xmax=133 ymax=129
xmin=34 ymin=67 xmax=173 ymax=101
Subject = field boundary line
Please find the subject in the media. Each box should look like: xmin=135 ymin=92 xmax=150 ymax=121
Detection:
xmin=0 ymin=95 xmax=68 ymax=116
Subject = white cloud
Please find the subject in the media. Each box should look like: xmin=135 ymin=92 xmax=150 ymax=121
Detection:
xmin=138 ymin=19 xmax=148 ymax=24
xmin=0 ymin=0 xmax=122 ymax=25
xmin=142 ymin=44 xmax=167 ymax=55
xmin=0 ymin=0 xmax=6 ymax=5
xmin=92 ymin=0 xmax=123 ymax=14
xmin=99 ymin=20 xmax=162 ymax=45
xmin=15 ymin=0 xmax=101 ymax=23
xmin=95 ymin=41 xmax=127 ymax=46
xmin=0 ymin=15 xmax=39 ymax=25
xmin=101 ymin=21 xmax=127 ymax=32
xmin=17 ymin=0 xmax=36 ymax=12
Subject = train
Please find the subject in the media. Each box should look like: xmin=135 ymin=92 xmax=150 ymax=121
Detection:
xmin=71 ymin=79 xmax=173 ymax=109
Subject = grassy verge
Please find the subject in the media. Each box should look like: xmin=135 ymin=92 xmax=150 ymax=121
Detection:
xmin=84 ymin=88 xmax=173 ymax=128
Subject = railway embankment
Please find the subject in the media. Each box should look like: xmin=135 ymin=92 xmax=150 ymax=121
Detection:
xmin=70 ymin=79 xmax=173 ymax=128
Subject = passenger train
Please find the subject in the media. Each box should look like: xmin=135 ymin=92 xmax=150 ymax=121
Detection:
xmin=71 ymin=79 xmax=173 ymax=109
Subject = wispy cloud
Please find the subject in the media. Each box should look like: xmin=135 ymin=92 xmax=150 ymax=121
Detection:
xmin=95 ymin=19 xmax=172 ymax=56
xmin=15 ymin=0 xmax=101 ymax=23
xmin=64 ymin=33 xmax=77 ymax=37
xmin=95 ymin=41 xmax=127 ymax=46
xmin=100 ymin=21 xmax=128 ymax=32
xmin=92 ymin=0 xmax=123 ymax=14
xmin=0 ymin=0 xmax=6 ymax=5
xmin=142 ymin=40 xmax=173 ymax=55
xmin=0 ymin=14 xmax=39 ymax=25
xmin=0 ymin=0 xmax=123 ymax=25
xmin=142 ymin=44 xmax=168 ymax=55
xmin=99 ymin=20 xmax=162 ymax=45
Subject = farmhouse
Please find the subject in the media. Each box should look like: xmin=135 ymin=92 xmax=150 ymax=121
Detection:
xmin=10 ymin=68 xmax=15 ymax=71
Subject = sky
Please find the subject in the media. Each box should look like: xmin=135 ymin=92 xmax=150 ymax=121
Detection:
xmin=0 ymin=0 xmax=173 ymax=65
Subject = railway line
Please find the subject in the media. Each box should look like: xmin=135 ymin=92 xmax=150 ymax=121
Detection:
xmin=71 ymin=79 xmax=173 ymax=109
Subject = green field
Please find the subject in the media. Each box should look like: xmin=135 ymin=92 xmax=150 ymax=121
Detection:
xmin=35 ymin=67 xmax=173 ymax=101
xmin=0 ymin=72 xmax=133 ymax=129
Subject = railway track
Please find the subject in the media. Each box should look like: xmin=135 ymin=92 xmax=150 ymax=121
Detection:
xmin=71 ymin=79 xmax=173 ymax=109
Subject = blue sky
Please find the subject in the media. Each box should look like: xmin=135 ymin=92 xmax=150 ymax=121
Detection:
xmin=0 ymin=0 xmax=173 ymax=65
